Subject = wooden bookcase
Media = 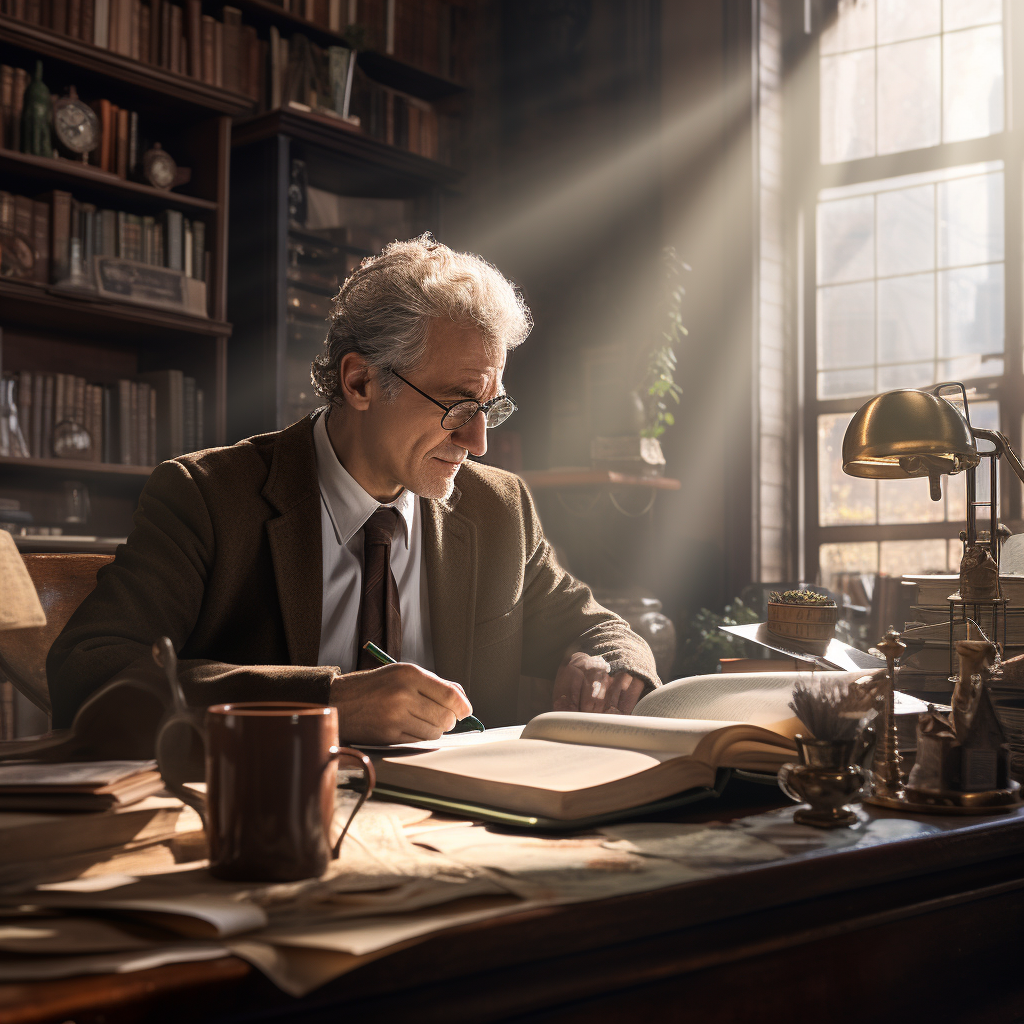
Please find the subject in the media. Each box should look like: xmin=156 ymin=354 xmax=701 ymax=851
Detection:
xmin=0 ymin=13 xmax=244 ymax=541
xmin=227 ymin=78 xmax=465 ymax=440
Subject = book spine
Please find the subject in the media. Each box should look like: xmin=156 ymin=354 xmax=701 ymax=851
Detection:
xmin=136 ymin=381 xmax=150 ymax=467
xmin=93 ymin=0 xmax=109 ymax=46
xmin=213 ymin=18 xmax=223 ymax=88
xmin=148 ymin=386 xmax=156 ymax=465
xmin=67 ymin=0 xmax=81 ymax=38
xmin=30 ymin=371 xmax=43 ymax=457
xmin=101 ymin=385 xmax=112 ymax=462
xmin=41 ymin=374 xmax=54 ymax=458
xmin=194 ymin=386 xmax=203 ymax=450
xmin=80 ymin=0 xmax=94 ymax=42
xmin=10 ymin=68 xmax=27 ymax=152
xmin=117 ymin=379 xmax=131 ymax=464
xmin=54 ymin=373 xmax=66 ymax=430
xmin=49 ymin=190 xmax=72 ymax=283
xmin=115 ymin=107 xmax=129 ymax=177
xmin=163 ymin=208 xmax=183 ymax=270
xmin=159 ymin=0 xmax=170 ymax=68
xmin=129 ymin=0 xmax=139 ymax=58
xmin=242 ymin=24 xmax=258 ymax=101
xmin=169 ymin=2 xmax=182 ymax=73
xmin=51 ymin=0 xmax=66 ymax=34
xmin=127 ymin=110 xmax=138 ymax=179
xmin=149 ymin=0 xmax=161 ymax=67
xmin=268 ymin=25 xmax=280 ymax=109
xmin=16 ymin=370 xmax=32 ymax=457
xmin=200 ymin=15 xmax=215 ymax=84
xmin=1 ymin=66 xmax=14 ymax=151
xmin=182 ymin=375 xmax=195 ymax=452
xmin=128 ymin=380 xmax=139 ymax=465
xmin=222 ymin=5 xmax=241 ymax=93
xmin=183 ymin=218 xmax=193 ymax=277
xmin=191 ymin=218 xmax=204 ymax=280
xmin=185 ymin=0 xmax=201 ymax=78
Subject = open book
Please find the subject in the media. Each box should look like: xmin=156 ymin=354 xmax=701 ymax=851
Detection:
xmin=373 ymin=671 xmax=889 ymax=822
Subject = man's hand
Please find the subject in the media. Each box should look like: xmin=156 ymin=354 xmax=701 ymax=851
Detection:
xmin=329 ymin=663 xmax=473 ymax=744
xmin=551 ymin=652 xmax=644 ymax=715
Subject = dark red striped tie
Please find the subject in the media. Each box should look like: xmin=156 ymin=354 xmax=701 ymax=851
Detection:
xmin=357 ymin=507 xmax=402 ymax=669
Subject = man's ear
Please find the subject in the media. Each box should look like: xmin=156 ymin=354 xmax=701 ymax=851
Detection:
xmin=338 ymin=353 xmax=373 ymax=410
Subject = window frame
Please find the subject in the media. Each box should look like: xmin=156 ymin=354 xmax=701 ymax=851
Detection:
xmin=788 ymin=0 xmax=1024 ymax=586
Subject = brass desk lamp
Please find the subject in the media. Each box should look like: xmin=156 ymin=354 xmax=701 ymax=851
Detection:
xmin=842 ymin=382 xmax=1023 ymax=812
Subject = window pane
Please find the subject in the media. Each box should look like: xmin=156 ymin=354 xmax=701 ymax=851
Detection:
xmin=821 ymin=0 xmax=876 ymax=55
xmin=947 ymin=399 xmax=998 ymax=522
xmin=818 ymin=368 xmax=877 ymax=399
xmin=878 ymin=37 xmax=941 ymax=154
xmin=819 ymin=282 xmax=875 ymax=369
xmin=877 ymin=274 xmax=935 ymax=365
xmin=879 ymin=478 xmax=945 ymax=524
xmin=818 ymin=196 xmax=874 ymax=283
xmin=821 ymin=50 xmax=876 ymax=163
xmin=877 ymin=0 xmax=940 ymax=43
xmin=943 ymin=25 xmax=1003 ymax=142
xmin=819 ymin=542 xmax=879 ymax=591
xmin=938 ymin=263 xmax=1003 ymax=361
xmin=938 ymin=172 xmax=1003 ymax=268
xmin=877 ymin=184 xmax=934 ymax=276
xmin=819 ymin=413 xmax=877 ymax=525
xmin=879 ymin=539 xmax=950 ymax=575
xmin=877 ymin=361 xmax=937 ymax=390
xmin=943 ymin=0 xmax=1001 ymax=31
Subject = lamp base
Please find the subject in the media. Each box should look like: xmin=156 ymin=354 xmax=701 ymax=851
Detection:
xmin=863 ymin=780 xmax=1020 ymax=815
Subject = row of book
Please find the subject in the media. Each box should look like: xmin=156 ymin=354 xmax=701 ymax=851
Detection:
xmin=0 ymin=189 xmax=207 ymax=284
xmin=266 ymin=0 xmax=468 ymax=83
xmin=0 ymin=0 xmax=262 ymax=99
xmin=6 ymin=369 xmax=205 ymax=466
xmin=0 ymin=2 xmax=456 ymax=161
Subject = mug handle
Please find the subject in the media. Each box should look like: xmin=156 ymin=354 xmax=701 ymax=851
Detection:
xmin=155 ymin=711 xmax=208 ymax=827
xmin=325 ymin=746 xmax=376 ymax=859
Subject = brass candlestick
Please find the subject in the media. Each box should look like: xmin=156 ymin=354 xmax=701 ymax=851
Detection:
xmin=862 ymin=628 xmax=906 ymax=809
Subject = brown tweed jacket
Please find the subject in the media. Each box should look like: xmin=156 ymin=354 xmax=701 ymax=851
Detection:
xmin=47 ymin=415 xmax=659 ymax=730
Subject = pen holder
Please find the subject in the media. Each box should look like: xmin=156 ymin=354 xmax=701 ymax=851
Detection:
xmin=778 ymin=736 xmax=865 ymax=829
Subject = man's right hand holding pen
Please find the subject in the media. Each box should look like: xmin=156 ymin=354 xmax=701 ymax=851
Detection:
xmin=329 ymin=660 xmax=473 ymax=745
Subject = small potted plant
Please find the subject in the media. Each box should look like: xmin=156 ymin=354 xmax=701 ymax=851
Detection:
xmin=767 ymin=590 xmax=838 ymax=643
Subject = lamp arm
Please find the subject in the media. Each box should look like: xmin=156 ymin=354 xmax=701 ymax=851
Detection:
xmin=970 ymin=428 xmax=1024 ymax=485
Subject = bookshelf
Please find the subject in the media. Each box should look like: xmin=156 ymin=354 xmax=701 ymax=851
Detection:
xmin=227 ymin=91 xmax=465 ymax=440
xmin=0 ymin=11 xmax=242 ymax=543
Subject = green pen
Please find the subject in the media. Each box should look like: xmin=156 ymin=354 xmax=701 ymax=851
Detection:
xmin=361 ymin=641 xmax=485 ymax=733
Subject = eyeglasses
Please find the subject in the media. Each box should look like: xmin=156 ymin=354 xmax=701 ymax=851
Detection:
xmin=388 ymin=370 xmax=517 ymax=430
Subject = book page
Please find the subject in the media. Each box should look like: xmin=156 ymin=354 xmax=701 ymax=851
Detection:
xmin=633 ymin=671 xmax=876 ymax=733
xmin=522 ymin=712 xmax=734 ymax=756
xmin=380 ymin=738 xmax=664 ymax=793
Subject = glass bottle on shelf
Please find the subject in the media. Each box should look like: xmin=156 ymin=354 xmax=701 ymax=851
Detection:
xmin=0 ymin=377 xmax=29 ymax=458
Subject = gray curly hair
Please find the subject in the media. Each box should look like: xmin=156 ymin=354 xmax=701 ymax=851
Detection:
xmin=311 ymin=234 xmax=533 ymax=405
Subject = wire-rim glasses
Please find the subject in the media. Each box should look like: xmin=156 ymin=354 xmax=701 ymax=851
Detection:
xmin=388 ymin=369 xmax=517 ymax=430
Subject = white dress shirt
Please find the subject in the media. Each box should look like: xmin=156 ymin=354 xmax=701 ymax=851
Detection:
xmin=313 ymin=410 xmax=434 ymax=673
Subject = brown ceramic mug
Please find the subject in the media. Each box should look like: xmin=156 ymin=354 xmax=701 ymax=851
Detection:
xmin=157 ymin=697 xmax=374 ymax=882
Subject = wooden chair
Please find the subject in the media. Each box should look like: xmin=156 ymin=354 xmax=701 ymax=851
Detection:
xmin=0 ymin=553 xmax=113 ymax=716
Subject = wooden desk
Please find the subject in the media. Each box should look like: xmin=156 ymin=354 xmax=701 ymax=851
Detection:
xmin=3 ymin=784 xmax=1024 ymax=1024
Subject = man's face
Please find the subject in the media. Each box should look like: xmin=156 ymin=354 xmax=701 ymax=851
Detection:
xmin=366 ymin=319 xmax=505 ymax=500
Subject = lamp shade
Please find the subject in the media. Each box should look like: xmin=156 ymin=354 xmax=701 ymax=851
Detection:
xmin=0 ymin=531 xmax=46 ymax=630
xmin=842 ymin=389 xmax=980 ymax=480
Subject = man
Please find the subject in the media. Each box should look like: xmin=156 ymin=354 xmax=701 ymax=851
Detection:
xmin=48 ymin=236 xmax=659 ymax=744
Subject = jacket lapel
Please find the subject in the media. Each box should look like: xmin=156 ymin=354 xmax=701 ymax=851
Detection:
xmin=422 ymin=489 xmax=477 ymax=689
xmin=262 ymin=416 xmax=323 ymax=666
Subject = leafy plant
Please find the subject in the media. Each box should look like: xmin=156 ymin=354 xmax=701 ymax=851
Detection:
xmin=676 ymin=597 xmax=761 ymax=677
xmin=638 ymin=248 xmax=688 ymax=439
xmin=768 ymin=589 xmax=836 ymax=606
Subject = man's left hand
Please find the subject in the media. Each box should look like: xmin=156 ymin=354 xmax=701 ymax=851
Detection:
xmin=552 ymin=652 xmax=644 ymax=715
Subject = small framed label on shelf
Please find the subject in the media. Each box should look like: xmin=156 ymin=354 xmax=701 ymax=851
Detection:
xmin=67 ymin=257 xmax=208 ymax=317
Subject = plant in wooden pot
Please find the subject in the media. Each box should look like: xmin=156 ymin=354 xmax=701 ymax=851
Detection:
xmin=767 ymin=590 xmax=838 ymax=643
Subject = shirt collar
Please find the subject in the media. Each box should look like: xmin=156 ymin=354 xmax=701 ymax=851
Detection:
xmin=313 ymin=409 xmax=416 ymax=548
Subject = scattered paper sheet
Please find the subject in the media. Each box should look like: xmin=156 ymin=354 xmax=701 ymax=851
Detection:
xmin=598 ymin=822 xmax=786 ymax=863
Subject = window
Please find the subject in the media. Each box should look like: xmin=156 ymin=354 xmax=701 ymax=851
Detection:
xmin=801 ymin=0 xmax=1022 ymax=592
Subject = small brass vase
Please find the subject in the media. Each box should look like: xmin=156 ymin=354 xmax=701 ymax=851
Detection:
xmin=778 ymin=736 xmax=865 ymax=828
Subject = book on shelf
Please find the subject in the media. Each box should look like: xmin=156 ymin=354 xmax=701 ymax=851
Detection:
xmin=373 ymin=672 xmax=933 ymax=823
xmin=6 ymin=368 xmax=205 ymax=465
xmin=0 ymin=188 xmax=209 ymax=314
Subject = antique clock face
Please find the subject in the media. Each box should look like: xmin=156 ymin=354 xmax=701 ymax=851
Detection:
xmin=53 ymin=95 xmax=100 ymax=154
xmin=143 ymin=144 xmax=177 ymax=189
